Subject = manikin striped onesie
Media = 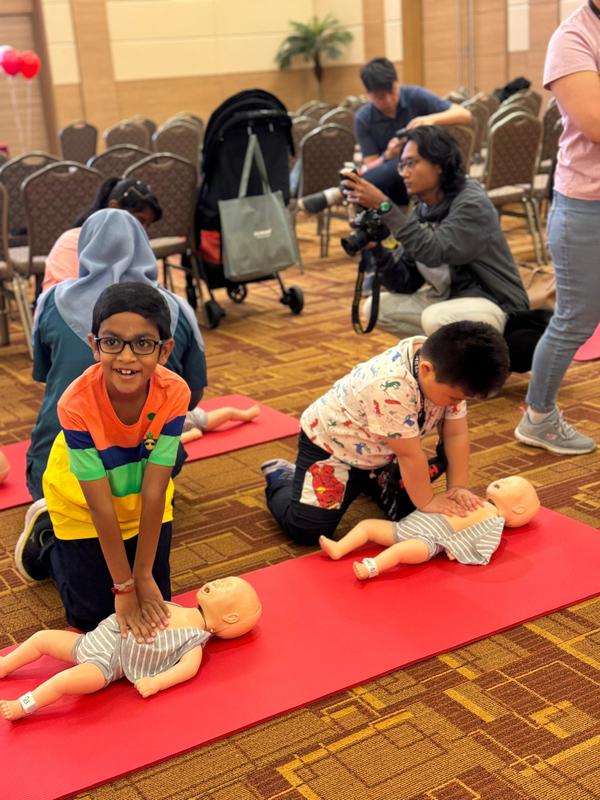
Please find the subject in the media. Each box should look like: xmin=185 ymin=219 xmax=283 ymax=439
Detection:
xmin=393 ymin=510 xmax=505 ymax=564
xmin=72 ymin=614 xmax=211 ymax=684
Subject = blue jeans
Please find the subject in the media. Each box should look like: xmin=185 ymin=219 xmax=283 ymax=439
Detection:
xmin=526 ymin=192 xmax=600 ymax=411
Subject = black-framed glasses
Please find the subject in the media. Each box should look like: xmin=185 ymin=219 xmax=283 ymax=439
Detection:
xmin=397 ymin=157 xmax=422 ymax=174
xmin=94 ymin=336 xmax=163 ymax=356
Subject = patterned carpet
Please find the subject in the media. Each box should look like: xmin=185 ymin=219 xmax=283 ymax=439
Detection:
xmin=0 ymin=214 xmax=599 ymax=799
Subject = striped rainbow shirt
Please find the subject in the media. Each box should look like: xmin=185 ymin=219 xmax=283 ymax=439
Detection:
xmin=43 ymin=362 xmax=190 ymax=541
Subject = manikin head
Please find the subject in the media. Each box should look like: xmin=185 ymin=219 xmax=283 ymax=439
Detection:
xmin=196 ymin=576 xmax=262 ymax=639
xmin=486 ymin=476 xmax=540 ymax=527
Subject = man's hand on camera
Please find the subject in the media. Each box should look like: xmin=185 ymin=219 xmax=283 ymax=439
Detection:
xmin=342 ymin=172 xmax=387 ymax=209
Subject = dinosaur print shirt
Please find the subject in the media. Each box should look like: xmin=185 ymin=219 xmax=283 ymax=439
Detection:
xmin=300 ymin=336 xmax=466 ymax=469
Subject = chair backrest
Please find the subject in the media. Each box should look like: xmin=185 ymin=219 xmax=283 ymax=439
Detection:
xmin=319 ymin=106 xmax=355 ymax=131
xmin=0 ymin=151 xmax=60 ymax=237
xmin=299 ymin=124 xmax=356 ymax=196
xmin=446 ymin=124 xmax=475 ymax=172
xmin=22 ymin=162 xmax=103 ymax=259
xmin=290 ymin=116 xmax=318 ymax=165
xmin=123 ymin=153 xmax=196 ymax=240
xmin=59 ymin=120 xmax=98 ymax=163
xmin=484 ymin=112 xmax=542 ymax=192
xmin=128 ymin=115 xmax=157 ymax=141
xmin=152 ymin=122 xmax=201 ymax=170
xmin=540 ymin=101 xmax=562 ymax=162
xmin=488 ymin=103 xmax=525 ymax=129
xmin=88 ymin=144 xmax=151 ymax=178
xmin=296 ymin=100 xmax=319 ymax=116
xmin=165 ymin=113 xmax=205 ymax=141
xmin=462 ymin=100 xmax=490 ymax=159
xmin=472 ymin=92 xmax=500 ymax=117
xmin=502 ymin=92 xmax=541 ymax=117
xmin=104 ymin=120 xmax=150 ymax=150
xmin=304 ymin=102 xmax=335 ymax=121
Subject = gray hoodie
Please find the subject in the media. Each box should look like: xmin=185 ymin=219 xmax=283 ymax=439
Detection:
xmin=381 ymin=178 xmax=529 ymax=314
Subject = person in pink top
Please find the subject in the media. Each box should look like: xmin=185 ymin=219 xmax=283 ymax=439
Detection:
xmin=514 ymin=1 xmax=600 ymax=456
xmin=42 ymin=177 xmax=162 ymax=291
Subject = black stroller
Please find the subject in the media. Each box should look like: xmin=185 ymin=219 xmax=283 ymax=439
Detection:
xmin=195 ymin=89 xmax=304 ymax=328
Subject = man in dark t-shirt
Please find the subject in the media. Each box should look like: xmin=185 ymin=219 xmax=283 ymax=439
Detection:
xmin=356 ymin=58 xmax=472 ymax=205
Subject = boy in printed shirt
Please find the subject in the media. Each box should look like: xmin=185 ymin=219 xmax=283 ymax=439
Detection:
xmin=262 ymin=321 xmax=510 ymax=544
xmin=16 ymin=284 xmax=191 ymax=641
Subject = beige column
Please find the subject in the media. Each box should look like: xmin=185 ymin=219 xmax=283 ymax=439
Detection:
xmin=402 ymin=0 xmax=424 ymax=85
xmin=362 ymin=0 xmax=385 ymax=61
xmin=70 ymin=0 xmax=119 ymax=135
xmin=528 ymin=0 xmax=560 ymax=94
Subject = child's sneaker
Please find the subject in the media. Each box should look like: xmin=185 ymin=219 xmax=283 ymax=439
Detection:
xmin=14 ymin=498 xmax=53 ymax=581
xmin=514 ymin=407 xmax=597 ymax=455
xmin=260 ymin=458 xmax=296 ymax=484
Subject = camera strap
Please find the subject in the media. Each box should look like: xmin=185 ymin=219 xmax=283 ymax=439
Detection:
xmin=351 ymin=252 xmax=383 ymax=334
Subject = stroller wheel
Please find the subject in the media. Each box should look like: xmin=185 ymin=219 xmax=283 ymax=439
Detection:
xmin=281 ymin=286 xmax=304 ymax=315
xmin=226 ymin=284 xmax=248 ymax=304
xmin=204 ymin=299 xmax=224 ymax=329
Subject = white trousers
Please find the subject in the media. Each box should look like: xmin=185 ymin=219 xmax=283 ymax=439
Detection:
xmin=364 ymin=291 xmax=507 ymax=338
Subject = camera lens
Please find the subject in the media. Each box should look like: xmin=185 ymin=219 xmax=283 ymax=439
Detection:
xmin=341 ymin=229 xmax=370 ymax=257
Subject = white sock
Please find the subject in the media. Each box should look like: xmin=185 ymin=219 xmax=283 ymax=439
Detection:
xmin=527 ymin=408 xmax=553 ymax=424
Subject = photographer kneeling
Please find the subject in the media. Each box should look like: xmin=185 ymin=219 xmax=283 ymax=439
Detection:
xmin=344 ymin=126 xmax=529 ymax=337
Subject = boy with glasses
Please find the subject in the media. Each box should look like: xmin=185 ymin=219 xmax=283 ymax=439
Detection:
xmin=16 ymin=283 xmax=190 ymax=641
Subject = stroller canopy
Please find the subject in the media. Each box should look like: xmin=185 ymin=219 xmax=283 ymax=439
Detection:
xmin=198 ymin=89 xmax=293 ymax=223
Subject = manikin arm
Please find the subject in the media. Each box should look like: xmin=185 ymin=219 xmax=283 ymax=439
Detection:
xmin=135 ymin=646 xmax=203 ymax=698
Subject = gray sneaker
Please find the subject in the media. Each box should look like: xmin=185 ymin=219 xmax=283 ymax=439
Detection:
xmin=514 ymin=407 xmax=597 ymax=455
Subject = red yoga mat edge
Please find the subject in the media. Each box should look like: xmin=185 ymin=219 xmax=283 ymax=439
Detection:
xmin=574 ymin=324 xmax=600 ymax=361
xmin=2 ymin=506 xmax=600 ymax=800
xmin=0 ymin=395 xmax=299 ymax=511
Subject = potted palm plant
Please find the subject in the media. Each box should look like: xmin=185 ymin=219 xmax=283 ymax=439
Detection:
xmin=275 ymin=15 xmax=353 ymax=97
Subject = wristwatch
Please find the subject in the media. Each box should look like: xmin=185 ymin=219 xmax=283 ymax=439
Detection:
xmin=378 ymin=200 xmax=392 ymax=214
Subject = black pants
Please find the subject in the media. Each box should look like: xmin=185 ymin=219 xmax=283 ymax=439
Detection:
xmin=265 ymin=432 xmax=446 ymax=545
xmin=39 ymin=520 xmax=172 ymax=632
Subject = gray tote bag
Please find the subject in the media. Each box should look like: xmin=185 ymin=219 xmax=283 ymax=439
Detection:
xmin=218 ymin=134 xmax=298 ymax=282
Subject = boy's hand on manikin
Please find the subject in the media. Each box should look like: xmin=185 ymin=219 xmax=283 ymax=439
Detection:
xmin=136 ymin=574 xmax=170 ymax=631
xmin=115 ymin=592 xmax=156 ymax=644
xmin=445 ymin=487 xmax=485 ymax=512
xmin=420 ymin=494 xmax=468 ymax=517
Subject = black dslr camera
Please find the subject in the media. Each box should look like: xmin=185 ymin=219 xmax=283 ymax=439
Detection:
xmin=338 ymin=162 xmax=392 ymax=257
xmin=341 ymin=208 xmax=392 ymax=257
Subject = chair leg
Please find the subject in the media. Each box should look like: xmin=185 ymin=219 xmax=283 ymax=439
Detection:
xmin=523 ymin=199 xmax=542 ymax=265
xmin=162 ymin=259 xmax=175 ymax=292
xmin=321 ymin=209 xmax=331 ymax=258
xmin=291 ymin=209 xmax=304 ymax=274
xmin=531 ymin=197 xmax=549 ymax=264
xmin=12 ymin=275 xmax=33 ymax=359
xmin=0 ymin=286 xmax=10 ymax=346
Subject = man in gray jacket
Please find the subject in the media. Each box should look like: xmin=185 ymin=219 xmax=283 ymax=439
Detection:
xmin=344 ymin=126 xmax=529 ymax=337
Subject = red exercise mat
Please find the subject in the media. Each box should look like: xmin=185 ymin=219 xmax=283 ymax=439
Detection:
xmin=574 ymin=324 xmax=600 ymax=361
xmin=0 ymin=395 xmax=299 ymax=511
xmin=1 ymin=507 xmax=599 ymax=800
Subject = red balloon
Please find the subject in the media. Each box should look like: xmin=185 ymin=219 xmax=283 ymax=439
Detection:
xmin=20 ymin=50 xmax=41 ymax=80
xmin=1 ymin=48 xmax=23 ymax=76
